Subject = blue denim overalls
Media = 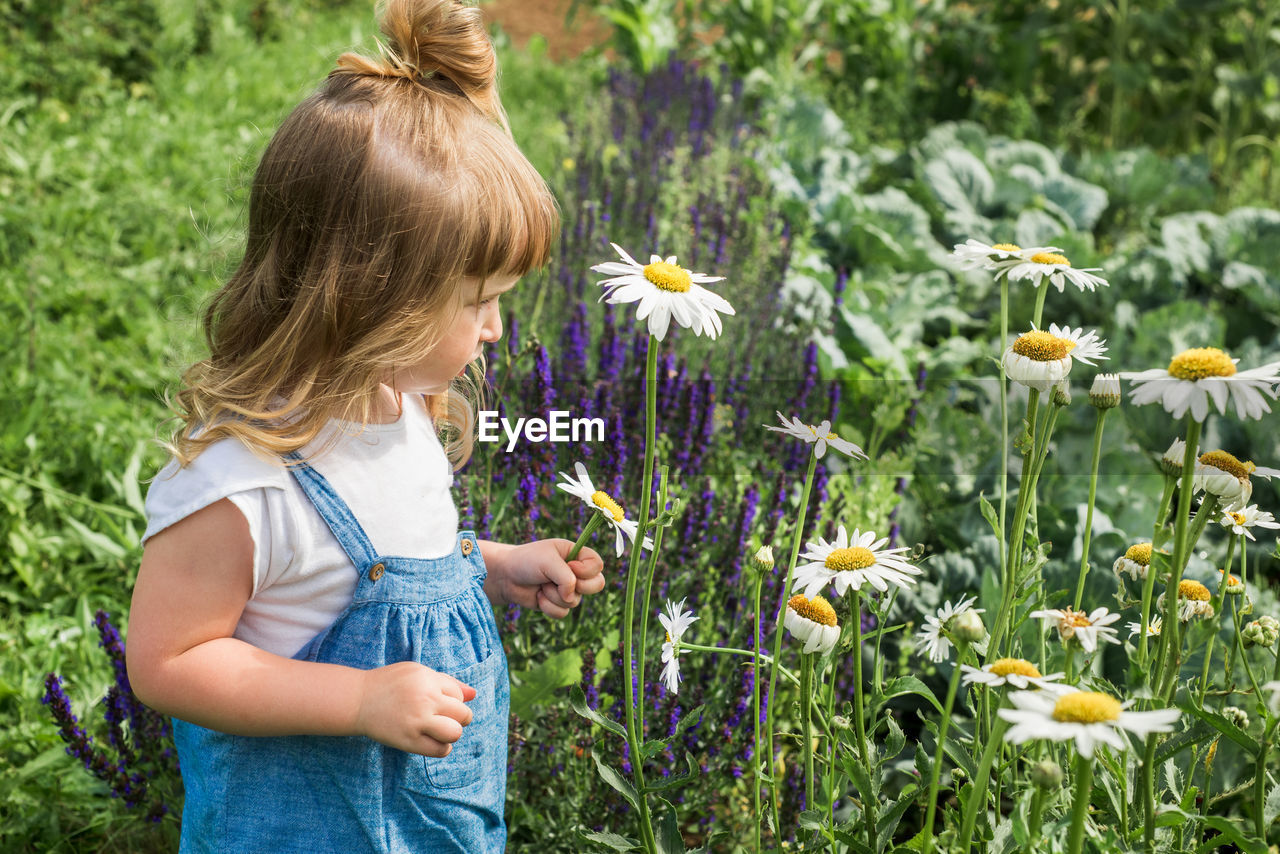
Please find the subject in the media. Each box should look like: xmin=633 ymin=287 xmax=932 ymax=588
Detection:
xmin=172 ymin=455 xmax=510 ymax=853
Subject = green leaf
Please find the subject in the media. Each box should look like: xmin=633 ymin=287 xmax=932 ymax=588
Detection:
xmin=1159 ymin=807 xmax=1267 ymax=854
xmin=569 ymin=685 xmax=626 ymax=739
xmin=653 ymin=796 xmax=684 ymax=854
xmin=578 ymin=829 xmax=642 ymax=852
xmin=509 ymin=648 xmax=582 ymax=718
xmin=978 ymin=492 xmax=1001 ymax=543
xmin=64 ymin=516 xmax=127 ymax=560
xmin=644 ymin=752 xmax=700 ymax=793
xmin=877 ymin=783 xmax=917 ymax=852
xmin=879 ymin=714 xmax=906 ymax=766
xmin=1155 ymin=721 xmax=1211 ymax=764
xmin=1264 ymin=783 xmax=1280 ymax=829
xmin=591 ymin=750 xmax=640 ymax=809
xmin=1177 ymin=699 xmax=1262 ymax=757
xmin=877 ymin=675 xmax=943 ymax=715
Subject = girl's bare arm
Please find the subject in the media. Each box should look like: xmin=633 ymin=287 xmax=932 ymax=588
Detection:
xmin=127 ymin=498 xmax=474 ymax=756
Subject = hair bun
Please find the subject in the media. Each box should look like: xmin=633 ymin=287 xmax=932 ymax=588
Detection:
xmin=335 ymin=0 xmax=502 ymax=123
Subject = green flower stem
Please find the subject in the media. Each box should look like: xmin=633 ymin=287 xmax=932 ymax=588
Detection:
xmin=958 ymin=696 xmax=1011 ymax=847
xmin=851 ymin=590 xmax=876 ymax=850
xmin=998 ymin=277 xmax=1010 ymax=609
xmin=1234 ymin=598 xmax=1266 ymax=710
xmin=1067 ymin=754 xmax=1095 ymax=854
xmin=800 ymin=655 xmax=816 ymax=813
xmin=1157 ymin=496 xmax=1219 ymax=702
xmin=1031 ymin=280 xmax=1049 ymax=328
xmin=1072 ymin=408 xmax=1110 ymax=609
xmin=822 ymin=654 xmax=838 ymax=833
xmin=766 ymin=450 xmax=818 ymax=838
xmin=986 ymin=388 xmax=1043 ymax=662
xmin=1151 ymin=416 xmax=1203 ymax=694
xmin=620 ymin=338 xmax=659 ymax=854
xmin=1137 ymin=477 xmax=1177 ymax=666
xmin=1199 ymin=534 xmax=1242 ymax=704
xmin=1256 ymin=718 xmax=1279 ymax=838
xmin=751 ymin=569 xmax=765 ymax=854
xmin=872 ymin=588 xmax=900 ymax=696
xmin=566 ymin=511 xmax=605 ymax=561
xmin=1028 ymin=786 xmax=1046 ymax=847
xmin=921 ymin=642 xmax=969 ymax=854
xmin=680 ymin=642 xmax=837 ymax=738
xmin=635 ymin=466 xmax=670 ymax=741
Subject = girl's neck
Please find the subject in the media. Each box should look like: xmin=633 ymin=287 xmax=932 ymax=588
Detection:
xmin=370 ymin=384 xmax=404 ymax=424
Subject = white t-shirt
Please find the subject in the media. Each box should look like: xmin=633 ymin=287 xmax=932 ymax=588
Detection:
xmin=142 ymin=400 xmax=460 ymax=658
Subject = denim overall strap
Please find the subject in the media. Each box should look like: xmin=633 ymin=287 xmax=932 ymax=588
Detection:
xmin=283 ymin=451 xmax=379 ymax=571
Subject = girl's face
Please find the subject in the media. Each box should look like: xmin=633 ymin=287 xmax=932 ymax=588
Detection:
xmin=389 ymin=274 xmax=520 ymax=397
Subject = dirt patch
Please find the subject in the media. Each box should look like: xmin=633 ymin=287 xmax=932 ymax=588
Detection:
xmin=482 ymin=0 xmax=610 ymax=61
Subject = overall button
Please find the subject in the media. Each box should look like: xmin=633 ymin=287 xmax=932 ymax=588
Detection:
xmin=368 ymin=562 xmax=385 ymax=581
xmin=461 ymin=539 xmax=473 ymax=556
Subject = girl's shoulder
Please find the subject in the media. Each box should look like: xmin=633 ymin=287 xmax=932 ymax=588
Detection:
xmin=143 ymin=435 xmax=293 ymax=544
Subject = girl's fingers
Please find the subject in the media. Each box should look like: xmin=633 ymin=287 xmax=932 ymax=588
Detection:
xmin=535 ymin=588 xmax=570 ymax=619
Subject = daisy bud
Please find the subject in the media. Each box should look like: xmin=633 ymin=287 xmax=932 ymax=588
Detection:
xmin=951 ymin=608 xmax=987 ymax=644
xmin=1088 ymin=373 xmax=1121 ymax=409
xmin=1161 ymin=439 xmax=1186 ymax=478
xmin=751 ymin=545 xmax=775 ymax=574
xmin=1051 ymin=381 xmax=1072 ymax=408
xmin=1030 ymin=759 xmax=1063 ymax=789
xmin=1222 ymin=706 xmax=1249 ymax=729
xmin=831 ymin=714 xmax=852 ymax=730
xmin=1243 ymin=617 xmax=1280 ymax=648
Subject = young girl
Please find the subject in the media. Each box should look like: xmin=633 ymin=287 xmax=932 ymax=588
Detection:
xmin=126 ymin=2 xmax=605 ymax=850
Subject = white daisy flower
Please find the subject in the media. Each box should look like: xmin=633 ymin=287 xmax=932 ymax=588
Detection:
xmin=915 ymin=596 xmax=983 ymax=663
xmin=784 ymin=594 xmax=841 ymax=655
xmin=657 ymin=598 xmax=697 ymax=694
xmin=999 ymin=688 xmax=1181 ymax=759
xmin=1127 ymin=617 xmax=1163 ymax=639
xmin=764 ymin=412 xmax=867 ymax=460
xmin=1002 ymin=324 xmax=1108 ymax=393
xmin=949 ymin=239 xmax=1060 ymax=272
xmin=961 ymin=657 xmax=1065 ymax=690
xmin=1157 ymin=579 xmax=1216 ymax=622
xmin=1124 ymin=347 xmax=1280 ymax=422
xmin=556 ymin=462 xmax=654 ymax=556
xmin=1113 ymin=542 xmax=1159 ymax=582
xmin=792 ymin=525 xmax=921 ymax=598
xmin=1001 ymin=250 xmax=1110 ymax=293
xmin=1029 ymin=607 xmax=1122 ymax=653
xmin=591 ymin=243 xmax=735 ymax=341
xmin=1221 ymin=505 xmax=1280 ymax=540
xmin=1194 ymin=450 xmax=1280 ymax=513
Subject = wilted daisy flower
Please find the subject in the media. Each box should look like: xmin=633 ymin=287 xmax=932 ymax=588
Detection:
xmin=1193 ymin=450 xmax=1280 ymax=512
xmin=658 ymin=598 xmax=698 ymax=694
xmin=999 ymin=688 xmax=1180 ymax=759
xmin=591 ymin=243 xmax=735 ymax=341
xmin=1125 ymin=347 xmax=1280 ymax=422
xmin=1216 ymin=569 xmax=1245 ymax=596
xmin=1220 ymin=505 xmax=1280 ymax=540
xmin=1089 ymin=373 xmax=1122 ymax=409
xmin=1002 ymin=324 xmax=1108 ymax=393
xmin=792 ymin=525 xmax=921 ymax=598
xmin=950 ymin=239 xmax=1058 ymax=272
xmin=1161 ymin=438 xmax=1188 ymax=477
xmin=1029 ymin=606 xmax=1122 ymax=653
xmin=1157 ymin=579 xmax=1216 ymax=622
xmin=915 ymin=596 xmax=983 ymax=663
xmin=1243 ymin=616 xmax=1280 ymax=648
xmin=1001 ymin=250 xmax=1110 ymax=293
xmin=765 ymin=412 xmax=867 ymax=460
xmin=1113 ymin=543 xmax=1161 ymax=582
xmin=1127 ymin=617 xmax=1163 ymax=639
xmin=556 ymin=462 xmax=654 ymax=556
xmin=961 ymin=658 xmax=1065 ymax=690
xmin=784 ymin=594 xmax=841 ymax=655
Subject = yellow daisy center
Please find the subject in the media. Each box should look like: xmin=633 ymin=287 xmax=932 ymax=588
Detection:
xmin=788 ymin=594 xmax=838 ymax=627
xmin=1199 ymin=450 xmax=1255 ymax=480
xmin=1052 ymin=692 xmax=1123 ymax=723
xmin=1230 ymin=512 xmax=1247 ymax=526
xmin=825 ymin=547 xmax=876 ymax=572
xmin=1168 ymin=347 xmax=1237 ymax=380
xmin=591 ymin=490 xmax=625 ymax=523
xmin=1178 ymin=579 xmax=1211 ymax=601
xmin=990 ymin=658 xmax=1041 ymax=679
xmin=1030 ymin=252 xmax=1070 ymax=266
xmin=1012 ymin=330 xmax=1075 ymax=362
xmin=1124 ymin=543 xmax=1153 ymax=565
xmin=991 ymin=243 xmax=1021 ymax=252
xmin=642 ymin=261 xmax=692 ymax=293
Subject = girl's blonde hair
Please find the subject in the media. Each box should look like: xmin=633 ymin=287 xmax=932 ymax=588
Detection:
xmin=167 ymin=0 xmax=558 ymax=469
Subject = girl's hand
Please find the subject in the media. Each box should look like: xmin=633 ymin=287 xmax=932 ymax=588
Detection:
xmin=479 ymin=538 xmax=605 ymax=618
xmin=355 ymin=662 xmax=477 ymax=757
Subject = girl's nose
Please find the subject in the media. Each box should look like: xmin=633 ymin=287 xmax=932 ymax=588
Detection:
xmin=479 ymin=304 xmax=503 ymax=343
